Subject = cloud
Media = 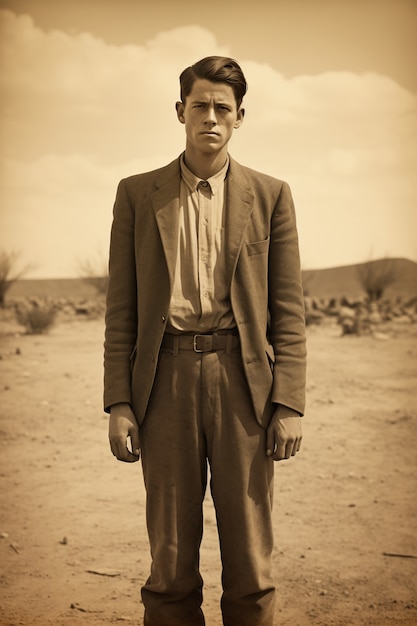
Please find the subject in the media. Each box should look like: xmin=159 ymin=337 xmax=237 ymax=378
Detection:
xmin=0 ymin=9 xmax=416 ymax=276
xmin=233 ymin=67 xmax=417 ymax=268
xmin=0 ymin=11 xmax=229 ymax=162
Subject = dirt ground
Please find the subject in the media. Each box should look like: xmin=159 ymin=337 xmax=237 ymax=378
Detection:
xmin=0 ymin=314 xmax=416 ymax=626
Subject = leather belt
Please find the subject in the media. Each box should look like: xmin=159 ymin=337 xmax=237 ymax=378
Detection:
xmin=161 ymin=330 xmax=239 ymax=353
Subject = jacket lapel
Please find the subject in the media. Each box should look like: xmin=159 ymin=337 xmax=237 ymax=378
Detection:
xmin=150 ymin=158 xmax=181 ymax=288
xmin=225 ymin=157 xmax=255 ymax=281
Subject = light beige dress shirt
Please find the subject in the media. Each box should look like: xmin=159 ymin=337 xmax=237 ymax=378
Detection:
xmin=166 ymin=154 xmax=236 ymax=333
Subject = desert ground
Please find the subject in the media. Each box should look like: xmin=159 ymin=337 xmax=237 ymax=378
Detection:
xmin=0 ymin=311 xmax=416 ymax=626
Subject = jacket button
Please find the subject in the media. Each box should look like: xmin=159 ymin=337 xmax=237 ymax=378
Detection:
xmin=161 ymin=316 xmax=166 ymax=322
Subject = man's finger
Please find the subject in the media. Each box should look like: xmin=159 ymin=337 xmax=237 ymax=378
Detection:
xmin=130 ymin=433 xmax=141 ymax=458
xmin=111 ymin=437 xmax=140 ymax=463
xmin=116 ymin=449 xmax=139 ymax=463
xmin=286 ymin=441 xmax=294 ymax=458
xmin=273 ymin=435 xmax=302 ymax=461
xmin=273 ymin=441 xmax=286 ymax=461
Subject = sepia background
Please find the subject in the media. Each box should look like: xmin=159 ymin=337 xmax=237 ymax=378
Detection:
xmin=0 ymin=0 xmax=416 ymax=277
xmin=0 ymin=1 xmax=416 ymax=626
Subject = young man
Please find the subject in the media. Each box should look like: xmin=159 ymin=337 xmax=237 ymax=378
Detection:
xmin=104 ymin=56 xmax=306 ymax=626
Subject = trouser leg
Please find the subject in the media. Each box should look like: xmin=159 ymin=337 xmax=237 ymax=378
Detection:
xmin=203 ymin=350 xmax=276 ymax=626
xmin=140 ymin=351 xmax=206 ymax=626
xmin=139 ymin=346 xmax=276 ymax=626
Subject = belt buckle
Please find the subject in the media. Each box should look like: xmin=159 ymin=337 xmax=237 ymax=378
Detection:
xmin=193 ymin=334 xmax=209 ymax=352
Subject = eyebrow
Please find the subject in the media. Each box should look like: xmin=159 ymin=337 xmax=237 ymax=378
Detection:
xmin=190 ymin=99 xmax=232 ymax=106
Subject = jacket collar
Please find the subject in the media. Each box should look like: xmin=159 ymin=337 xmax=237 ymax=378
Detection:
xmin=150 ymin=154 xmax=255 ymax=286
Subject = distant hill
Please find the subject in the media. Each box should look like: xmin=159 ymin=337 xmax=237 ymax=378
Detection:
xmin=7 ymin=258 xmax=417 ymax=301
xmin=302 ymin=258 xmax=417 ymax=299
xmin=9 ymin=277 xmax=99 ymax=300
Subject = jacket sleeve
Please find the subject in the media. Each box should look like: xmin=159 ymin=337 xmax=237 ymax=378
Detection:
xmin=268 ymin=181 xmax=306 ymax=415
xmin=103 ymin=178 xmax=138 ymax=413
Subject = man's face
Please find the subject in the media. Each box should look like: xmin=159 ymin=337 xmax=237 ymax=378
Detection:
xmin=176 ymin=79 xmax=244 ymax=157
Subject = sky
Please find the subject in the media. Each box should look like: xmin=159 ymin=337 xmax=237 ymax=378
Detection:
xmin=0 ymin=0 xmax=416 ymax=278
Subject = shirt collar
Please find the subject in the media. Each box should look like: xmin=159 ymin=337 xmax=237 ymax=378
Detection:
xmin=180 ymin=153 xmax=229 ymax=196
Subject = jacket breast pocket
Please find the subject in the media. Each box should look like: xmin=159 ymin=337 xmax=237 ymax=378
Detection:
xmin=246 ymin=237 xmax=270 ymax=256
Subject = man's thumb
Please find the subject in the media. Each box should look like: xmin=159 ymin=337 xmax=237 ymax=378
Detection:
xmin=130 ymin=428 xmax=140 ymax=457
xmin=266 ymin=427 xmax=274 ymax=456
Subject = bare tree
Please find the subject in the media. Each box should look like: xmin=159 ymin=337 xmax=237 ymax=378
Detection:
xmin=357 ymin=258 xmax=397 ymax=301
xmin=77 ymin=253 xmax=108 ymax=295
xmin=0 ymin=251 xmax=31 ymax=307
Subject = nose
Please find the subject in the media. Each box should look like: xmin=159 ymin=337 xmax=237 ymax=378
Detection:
xmin=204 ymin=106 xmax=217 ymax=126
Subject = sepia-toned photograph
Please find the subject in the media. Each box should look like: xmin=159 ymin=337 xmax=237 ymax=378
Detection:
xmin=0 ymin=1 xmax=416 ymax=625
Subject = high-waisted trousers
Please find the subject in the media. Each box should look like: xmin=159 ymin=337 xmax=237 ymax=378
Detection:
xmin=140 ymin=339 xmax=276 ymax=626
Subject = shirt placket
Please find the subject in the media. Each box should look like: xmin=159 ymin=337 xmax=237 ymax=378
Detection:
xmin=197 ymin=181 xmax=213 ymax=327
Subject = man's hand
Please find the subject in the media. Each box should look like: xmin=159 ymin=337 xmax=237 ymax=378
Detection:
xmin=266 ymin=405 xmax=302 ymax=461
xmin=109 ymin=403 xmax=140 ymax=463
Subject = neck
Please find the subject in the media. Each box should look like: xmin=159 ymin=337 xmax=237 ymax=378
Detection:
xmin=183 ymin=147 xmax=228 ymax=180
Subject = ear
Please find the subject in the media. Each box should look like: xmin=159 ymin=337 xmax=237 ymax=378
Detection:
xmin=234 ymin=107 xmax=245 ymax=129
xmin=176 ymin=101 xmax=185 ymax=124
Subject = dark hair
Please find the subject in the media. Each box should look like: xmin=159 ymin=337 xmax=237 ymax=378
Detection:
xmin=179 ymin=56 xmax=247 ymax=109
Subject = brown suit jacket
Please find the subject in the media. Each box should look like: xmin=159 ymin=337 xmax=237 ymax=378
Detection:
xmin=104 ymin=155 xmax=306 ymax=428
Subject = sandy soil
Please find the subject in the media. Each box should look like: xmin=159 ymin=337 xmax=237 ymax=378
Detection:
xmin=0 ymin=315 xmax=416 ymax=626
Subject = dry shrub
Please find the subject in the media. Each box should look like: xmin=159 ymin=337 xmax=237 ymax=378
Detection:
xmin=15 ymin=300 xmax=57 ymax=334
xmin=357 ymin=258 xmax=397 ymax=301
